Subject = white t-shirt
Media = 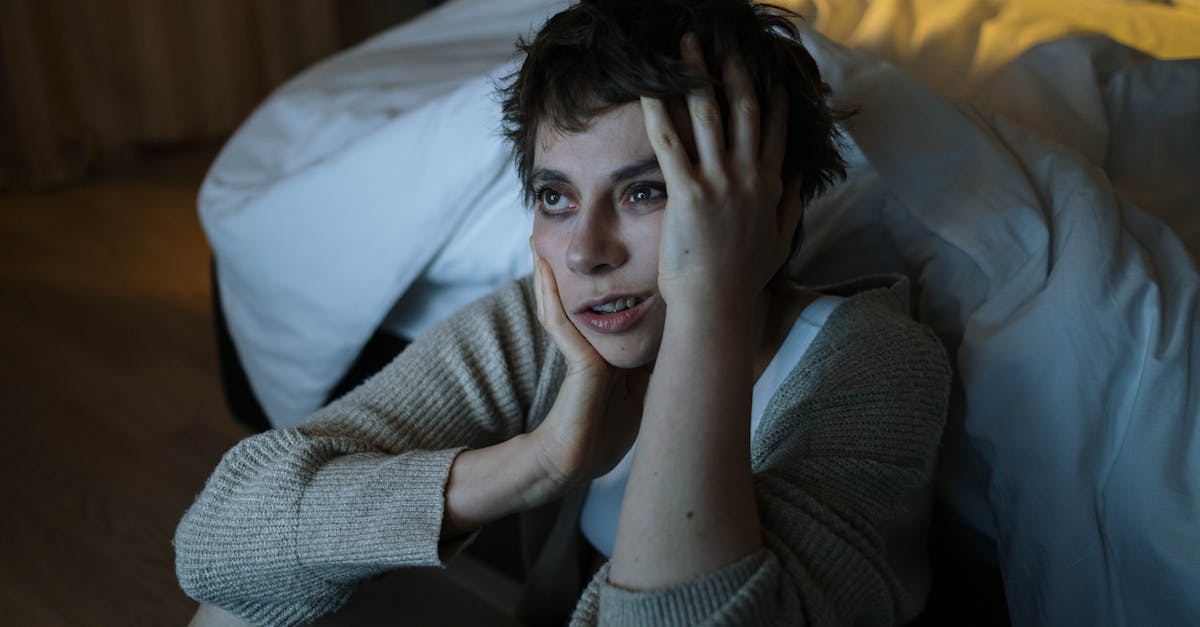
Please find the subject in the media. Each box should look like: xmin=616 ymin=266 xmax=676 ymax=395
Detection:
xmin=580 ymin=294 xmax=846 ymax=557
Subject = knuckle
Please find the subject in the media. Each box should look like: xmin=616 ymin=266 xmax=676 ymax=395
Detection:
xmin=691 ymin=103 xmax=721 ymax=126
xmin=736 ymin=97 xmax=759 ymax=117
xmin=652 ymin=130 xmax=681 ymax=151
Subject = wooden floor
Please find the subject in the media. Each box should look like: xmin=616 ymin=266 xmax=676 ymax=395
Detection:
xmin=0 ymin=147 xmax=251 ymax=625
xmin=0 ymin=146 xmax=523 ymax=627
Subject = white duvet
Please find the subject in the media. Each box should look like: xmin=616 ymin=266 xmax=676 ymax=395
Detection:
xmin=199 ymin=1 xmax=1200 ymax=624
xmin=795 ymin=29 xmax=1200 ymax=625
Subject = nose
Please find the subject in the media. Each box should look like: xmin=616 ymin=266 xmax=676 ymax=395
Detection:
xmin=566 ymin=203 xmax=628 ymax=276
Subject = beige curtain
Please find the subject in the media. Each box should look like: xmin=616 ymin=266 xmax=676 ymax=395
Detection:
xmin=0 ymin=0 xmax=436 ymax=190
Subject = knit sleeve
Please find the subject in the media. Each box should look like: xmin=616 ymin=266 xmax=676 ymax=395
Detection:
xmin=569 ymin=291 xmax=951 ymax=627
xmin=174 ymin=278 xmax=557 ymax=626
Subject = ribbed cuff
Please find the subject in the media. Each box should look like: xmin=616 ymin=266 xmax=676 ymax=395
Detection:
xmin=296 ymin=446 xmax=467 ymax=584
xmin=595 ymin=549 xmax=775 ymax=626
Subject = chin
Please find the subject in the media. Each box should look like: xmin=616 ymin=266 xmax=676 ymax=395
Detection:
xmin=593 ymin=337 xmax=659 ymax=369
xmin=601 ymin=353 xmax=652 ymax=369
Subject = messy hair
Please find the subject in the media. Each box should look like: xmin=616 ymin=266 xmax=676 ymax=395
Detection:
xmin=499 ymin=0 xmax=848 ymax=207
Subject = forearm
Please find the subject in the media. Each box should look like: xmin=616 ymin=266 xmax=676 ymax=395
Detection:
xmin=608 ymin=307 xmax=761 ymax=589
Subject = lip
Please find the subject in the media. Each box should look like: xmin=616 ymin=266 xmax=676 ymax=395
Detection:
xmin=573 ymin=293 xmax=654 ymax=334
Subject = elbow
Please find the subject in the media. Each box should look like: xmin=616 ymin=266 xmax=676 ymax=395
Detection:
xmin=173 ymin=505 xmax=222 ymax=605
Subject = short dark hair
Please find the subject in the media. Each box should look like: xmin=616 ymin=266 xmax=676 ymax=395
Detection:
xmin=499 ymin=0 xmax=848 ymax=207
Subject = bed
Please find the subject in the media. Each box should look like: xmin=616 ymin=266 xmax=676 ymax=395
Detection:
xmin=198 ymin=0 xmax=1200 ymax=624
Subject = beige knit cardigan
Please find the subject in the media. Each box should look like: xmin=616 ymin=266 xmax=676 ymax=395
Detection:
xmin=175 ymin=274 xmax=951 ymax=626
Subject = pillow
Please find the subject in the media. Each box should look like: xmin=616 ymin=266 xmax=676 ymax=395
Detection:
xmin=200 ymin=0 xmax=570 ymax=427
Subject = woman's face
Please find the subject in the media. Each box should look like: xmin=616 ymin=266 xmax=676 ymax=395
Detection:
xmin=530 ymin=102 xmax=672 ymax=368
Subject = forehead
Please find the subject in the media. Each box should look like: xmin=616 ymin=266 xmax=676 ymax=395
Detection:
xmin=533 ymin=102 xmax=653 ymax=174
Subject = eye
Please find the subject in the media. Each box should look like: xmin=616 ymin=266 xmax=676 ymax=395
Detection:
xmin=535 ymin=187 xmax=573 ymax=215
xmin=623 ymin=183 xmax=667 ymax=207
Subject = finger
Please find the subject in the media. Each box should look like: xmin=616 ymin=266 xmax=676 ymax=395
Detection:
xmin=723 ymin=52 xmax=760 ymax=165
xmin=530 ymin=237 xmax=545 ymax=323
xmin=761 ymin=85 xmax=788 ymax=169
xmin=679 ymin=33 xmax=725 ymax=168
xmin=534 ymin=256 xmax=596 ymax=360
xmin=640 ymin=96 xmax=694 ymax=187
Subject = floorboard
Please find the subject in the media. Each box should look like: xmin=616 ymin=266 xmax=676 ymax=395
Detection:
xmin=0 ymin=145 xmax=522 ymax=626
xmin=0 ymin=147 xmax=250 ymax=626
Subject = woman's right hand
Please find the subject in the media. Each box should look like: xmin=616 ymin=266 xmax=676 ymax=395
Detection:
xmin=441 ymin=250 xmax=645 ymax=539
xmin=529 ymin=241 xmax=648 ymax=489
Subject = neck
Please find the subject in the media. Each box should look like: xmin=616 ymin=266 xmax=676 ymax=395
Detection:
xmin=752 ymin=285 xmax=817 ymax=381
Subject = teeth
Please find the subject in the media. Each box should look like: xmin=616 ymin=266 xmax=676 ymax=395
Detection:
xmin=592 ymin=297 xmax=640 ymax=314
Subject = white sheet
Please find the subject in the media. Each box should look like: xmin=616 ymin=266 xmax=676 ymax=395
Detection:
xmin=199 ymin=1 xmax=1200 ymax=623
xmin=793 ymin=29 xmax=1200 ymax=625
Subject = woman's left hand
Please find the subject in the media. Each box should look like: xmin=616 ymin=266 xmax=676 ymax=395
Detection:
xmin=643 ymin=33 xmax=804 ymax=312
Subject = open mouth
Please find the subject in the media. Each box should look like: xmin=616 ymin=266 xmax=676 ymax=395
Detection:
xmin=588 ymin=295 xmax=646 ymax=314
xmin=575 ymin=294 xmax=653 ymax=334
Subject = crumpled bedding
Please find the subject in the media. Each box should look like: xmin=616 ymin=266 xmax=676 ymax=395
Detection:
xmin=198 ymin=1 xmax=1200 ymax=624
xmin=792 ymin=28 xmax=1200 ymax=625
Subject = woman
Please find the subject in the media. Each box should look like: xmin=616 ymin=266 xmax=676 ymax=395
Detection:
xmin=176 ymin=1 xmax=950 ymax=625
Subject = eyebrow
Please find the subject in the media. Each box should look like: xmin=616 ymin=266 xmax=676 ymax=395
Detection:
xmin=530 ymin=155 xmax=662 ymax=188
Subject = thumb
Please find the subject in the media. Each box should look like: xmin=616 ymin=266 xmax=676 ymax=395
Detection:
xmin=532 ymin=249 xmax=605 ymax=374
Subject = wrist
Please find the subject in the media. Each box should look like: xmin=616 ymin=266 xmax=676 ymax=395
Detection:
xmin=519 ymin=431 xmax=581 ymax=504
xmin=527 ymin=365 xmax=625 ymax=486
xmin=441 ymin=433 xmax=570 ymax=540
xmin=664 ymin=297 xmax=755 ymax=339
xmin=527 ymin=423 xmax=589 ymax=495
